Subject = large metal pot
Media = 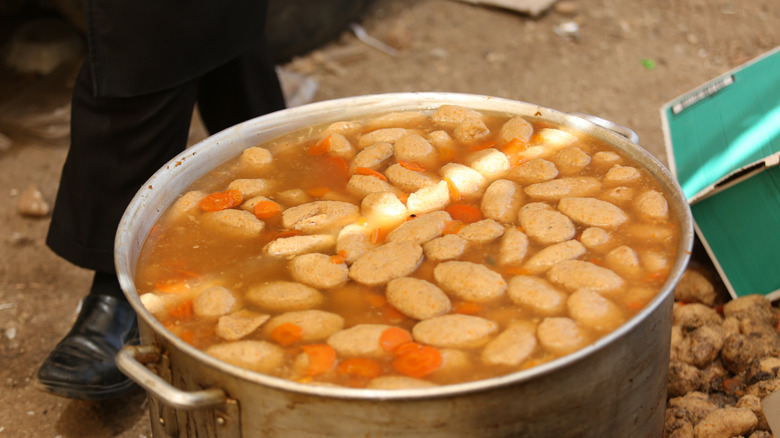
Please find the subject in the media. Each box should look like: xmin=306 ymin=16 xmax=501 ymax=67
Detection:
xmin=115 ymin=92 xmax=694 ymax=438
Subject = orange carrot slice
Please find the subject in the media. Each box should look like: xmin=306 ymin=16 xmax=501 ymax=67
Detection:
xmin=308 ymin=135 xmax=331 ymax=155
xmin=501 ymin=266 xmax=529 ymax=277
xmin=323 ymin=155 xmax=348 ymax=177
xmin=253 ymin=200 xmax=281 ymax=219
xmin=503 ymin=137 xmax=529 ymax=167
xmin=453 ymin=302 xmax=482 ymax=315
xmin=364 ymin=293 xmax=387 ymax=308
xmin=301 ymin=344 xmax=337 ymax=376
xmin=155 ymin=279 xmax=191 ymax=294
xmin=394 ymin=341 xmax=423 ymax=356
xmin=392 ymin=345 xmax=442 ymax=378
xmin=445 ymin=204 xmax=483 ymax=224
xmin=355 ymin=167 xmax=388 ymax=181
xmin=380 ymin=305 xmax=406 ymax=324
xmin=307 ymin=186 xmax=330 ymax=197
xmin=625 ymin=301 xmax=646 ymax=312
xmin=199 ymin=189 xmax=243 ymax=212
xmin=438 ymin=147 xmax=455 ymax=162
xmin=271 ymin=322 xmax=304 ymax=347
xmin=329 ymin=250 xmax=347 ymax=264
xmin=398 ymin=160 xmax=426 ymax=172
xmin=442 ymin=220 xmax=464 ymax=235
xmin=379 ymin=327 xmax=413 ymax=353
xmin=443 ymin=177 xmax=461 ymax=202
xmin=370 ymin=227 xmax=388 ymax=244
xmin=336 ymin=357 xmax=382 ymax=379
xmin=168 ymin=300 xmax=194 ymax=320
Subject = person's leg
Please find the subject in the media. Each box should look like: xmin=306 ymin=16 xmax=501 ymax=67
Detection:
xmin=46 ymin=64 xmax=199 ymax=273
xmin=37 ymin=61 xmax=198 ymax=400
xmin=196 ymin=36 xmax=286 ymax=135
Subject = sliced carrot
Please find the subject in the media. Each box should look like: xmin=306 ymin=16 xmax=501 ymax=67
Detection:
xmin=199 ymin=189 xmax=243 ymax=212
xmin=469 ymin=140 xmax=497 ymax=151
xmin=301 ymin=344 xmax=337 ymax=376
xmin=168 ymin=300 xmax=193 ymax=320
xmin=329 ymin=250 xmax=347 ymax=264
xmin=322 ymin=155 xmax=348 ymax=178
xmin=533 ymin=121 xmax=553 ymax=131
xmin=155 ymin=279 xmax=191 ymax=294
xmin=503 ymin=137 xmax=530 ymax=167
xmin=336 ymin=357 xmax=382 ymax=379
xmin=355 ymin=167 xmax=388 ymax=181
xmin=521 ymin=358 xmax=545 ymax=370
xmin=380 ymin=305 xmax=407 ymax=324
xmin=453 ymin=302 xmax=482 ymax=315
xmin=398 ymin=160 xmax=426 ymax=172
xmin=271 ymin=322 xmax=304 ymax=347
xmin=625 ymin=301 xmax=645 ymax=312
xmin=379 ymin=327 xmax=413 ymax=353
xmin=253 ymin=200 xmax=281 ymax=219
xmin=364 ymin=293 xmax=387 ymax=308
xmin=308 ymin=135 xmax=331 ymax=155
xmin=442 ymin=220 xmax=464 ymax=235
xmin=370 ymin=227 xmax=388 ymax=244
xmin=589 ymin=258 xmax=602 ymax=266
xmin=443 ymin=177 xmax=461 ymax=202
xmin=446 ymin=204 xmax=483 ymax=224
xmin=307 ymin=186 xmax=330 ymax=197
xmin=643 ymin=270 xmax=668 ymax=284
xmin=438 ymin=147 xmax=455 ymax=162
xmin=397 ymin=192 xmax=410 ymax=204
xmin=169 ymin=266 xmax=200 ymax=279
xmin=179 ymin=329 xmax=196 ymax=345
xmin=392 ymin=345 xmax=442 ymax=378
xmin=501 ymin=266 xmax=529 ymax=277
xmin=502 ymin=137 xmax=528 ymax=154
xmin=394 ymin=341 xmax=423 ymax=356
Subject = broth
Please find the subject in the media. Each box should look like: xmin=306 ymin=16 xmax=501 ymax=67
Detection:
xmin=134 ymin=105 xmax=679 ymax=389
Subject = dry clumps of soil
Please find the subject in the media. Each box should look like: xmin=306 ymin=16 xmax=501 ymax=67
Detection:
xmin=665 ymin=268 xmax=780 ymax=438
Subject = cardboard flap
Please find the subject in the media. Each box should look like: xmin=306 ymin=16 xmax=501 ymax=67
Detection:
xmin=689 ymin=150 xmax=780 ymax=204
xmin=661 ymin=46 xmax=780 ymax=300
xmin=661 ymin=45 xmax=780 ymax=201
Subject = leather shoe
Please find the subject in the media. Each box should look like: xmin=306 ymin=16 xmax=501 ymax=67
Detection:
xmin=35 ymin=294 xmax=140 ymax=400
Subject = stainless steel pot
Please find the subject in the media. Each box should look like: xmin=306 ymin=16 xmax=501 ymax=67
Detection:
xmin=115 ymin=92 xmax=694 ymax=438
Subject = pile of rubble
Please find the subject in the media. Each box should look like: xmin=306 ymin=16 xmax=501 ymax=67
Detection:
xmin=666 ymin=268 xmax=780 ymax=437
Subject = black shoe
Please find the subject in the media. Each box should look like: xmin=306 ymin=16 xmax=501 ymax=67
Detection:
xmin=35 ymin=293 xmax=140 ymax=400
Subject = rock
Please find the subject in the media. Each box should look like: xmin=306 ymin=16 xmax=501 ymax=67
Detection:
xmin=17 ymin=184 xmax=50 ymax=217
xmin=674 ymin=269 xmax=717 ymax=306
xmin=668 ymin=360 xmax=703 ymax=398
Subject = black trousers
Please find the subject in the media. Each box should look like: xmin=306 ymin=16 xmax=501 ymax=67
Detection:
xmin=46 ymin=39 xmax=286 ymax=274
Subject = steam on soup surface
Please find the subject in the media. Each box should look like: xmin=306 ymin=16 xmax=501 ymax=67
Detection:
xmin=135 ymin=105 xmax=678 ymax=389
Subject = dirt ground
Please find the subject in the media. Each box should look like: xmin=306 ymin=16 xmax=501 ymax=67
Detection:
xmin=0 ymin=0 xmax=778 ymax=436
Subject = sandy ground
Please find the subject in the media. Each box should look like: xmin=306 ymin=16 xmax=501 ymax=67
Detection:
xmin=0 ymin=0 xmax=778 ymax=436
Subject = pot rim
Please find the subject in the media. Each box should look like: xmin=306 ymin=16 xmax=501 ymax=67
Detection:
xmin=115 ymin=92 xmax=694 ymax=400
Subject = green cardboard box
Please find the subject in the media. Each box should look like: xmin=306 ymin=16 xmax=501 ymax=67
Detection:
xmin=661 ymin=45 xmax=780 ymax=300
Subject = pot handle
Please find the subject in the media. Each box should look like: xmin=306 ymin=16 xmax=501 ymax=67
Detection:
xmin=569 ymin=112 xmax=639 ymax=144
xmin=117 ymin=344 xmax=228 ymax=410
